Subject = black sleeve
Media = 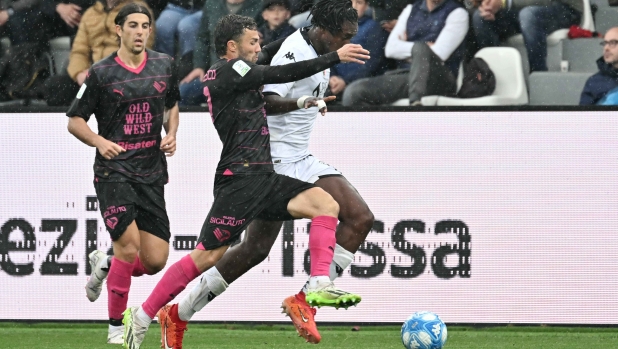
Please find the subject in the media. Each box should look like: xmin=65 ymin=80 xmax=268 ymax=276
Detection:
xmin=165 ymin=59 xmax=181 ymax=108
xmin=256 ymin=38 xmax=287 ymax=65
xmin=66 ymin=68 xmax=100 ymax=121
xmin=225 ymin=52 xmax=340 ymax=91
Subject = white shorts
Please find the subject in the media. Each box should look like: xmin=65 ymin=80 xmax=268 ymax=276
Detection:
xmin=274 ymin=155 xmax=341 ymax=184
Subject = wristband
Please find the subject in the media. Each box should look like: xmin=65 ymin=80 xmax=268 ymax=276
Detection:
xmin=297 ymin=95 xmax=312 ymax=109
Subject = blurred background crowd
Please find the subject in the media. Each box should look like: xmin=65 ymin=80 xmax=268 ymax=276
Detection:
xmin=0 ymin=0 xmax=616 ymax=106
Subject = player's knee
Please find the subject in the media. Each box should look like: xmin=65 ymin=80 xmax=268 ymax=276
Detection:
xmin=196 ymin=252 xmax=223 ymax=272
xmin=249 ymin=242 xmax=272 ymax=265
xmin=317 ymin=191 xmax=340 ymax=217
xmin=144 ymin=259 xmax=167 ymax=274
xmin=114 ymin=244 xmax=139 ymax=262
xmin=341 ymin=206 xmax=374 ymax=237
xmin=355 ymin=208 xmax=375 ymax=235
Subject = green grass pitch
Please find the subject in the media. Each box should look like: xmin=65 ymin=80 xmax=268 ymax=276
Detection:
xmin=0 ymin=323 xmax=616 ymax=348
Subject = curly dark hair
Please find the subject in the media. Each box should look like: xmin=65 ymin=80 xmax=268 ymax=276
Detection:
xmin=214 ymin=14 xmax=258 ymax=57
xmin=310 ymin=0 xmax=357 ymax=34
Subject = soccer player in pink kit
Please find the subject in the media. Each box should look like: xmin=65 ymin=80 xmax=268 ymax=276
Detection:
xmin=157 ymin=1 xmax=373 ymax=347
xmin=120 ymin=13 xmax=370 ymax=349
xmin=66 ymin=4 xmax=180 ymax=344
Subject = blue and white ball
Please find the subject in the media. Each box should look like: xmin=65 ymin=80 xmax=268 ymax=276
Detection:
xmin=400 ymin=311 xmax=448 ymax=349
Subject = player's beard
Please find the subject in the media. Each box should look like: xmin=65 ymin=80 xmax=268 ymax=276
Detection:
xmin=131 ymin=46 xmax=144 ymax=55
xmin=238 ymin=47 xmax=258 ymax=63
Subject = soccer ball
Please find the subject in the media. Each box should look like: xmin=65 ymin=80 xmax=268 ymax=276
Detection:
xmin=400 ymin=311 xmax=448 ymax=349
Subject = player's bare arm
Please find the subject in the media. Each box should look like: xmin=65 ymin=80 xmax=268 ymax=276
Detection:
xmin=264 ymin=95 xmax=336 ymax=116
xmin=161 ymin=102 xmax=179 ymax=157
xmin=67 ymin=116 xmax=126 ymax=160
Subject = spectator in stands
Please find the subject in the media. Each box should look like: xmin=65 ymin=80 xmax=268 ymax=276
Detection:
xmin=472 ymin=0 xmax=582 ymax=72
xmin=44 ymin=0 xmax=155 ymax=106
xmin=0 ymin=0 xmax=91 ymax=46
xmin=342 ymin=0 xmax=468 ymax=106
xmin=258 ymin=0 xmax=294 ymax=46
xmin=369 ymin=0 xmax=412 ymax=32
xmin=154 ymin=0 xmax=203 ymax=58
xmin=288 ymin=0 xmax=306 ymax=16
xmin=580 ymin=27 xmax=618 ymax=105
xmin=328 ymin=0 xmax=387 ymax=98
xmin=179 ymin=0 xmax=261 ymax=105
xmin=288 ymin=0 xmax=313 ymax=28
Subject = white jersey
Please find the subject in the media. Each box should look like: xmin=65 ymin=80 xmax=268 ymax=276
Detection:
xmin=263 ymin=28 xmax=330 ymax=163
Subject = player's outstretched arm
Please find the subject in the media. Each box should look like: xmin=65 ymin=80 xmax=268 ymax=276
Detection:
xmin=256 ymin=38 xmax=286 ymax=65
xmin=67 ymin=116 xmax=126 ymax=160
xmin=264 ymin=95 xmax=336 ymax=116
xmin=259 ymin=44 xmax=370 ymax=85
xmin=161 ymin=103 xmax=179 ymax=157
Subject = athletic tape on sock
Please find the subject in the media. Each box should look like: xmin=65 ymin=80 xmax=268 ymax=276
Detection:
xmin=330 ymin=244 xmax=354 ymax=281
xmin=179 ymin=267 xmax=229 ymax=321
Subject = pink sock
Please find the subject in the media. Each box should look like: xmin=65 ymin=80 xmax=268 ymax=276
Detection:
xmin=107 ymin=257 xmax=133 ymax=321
xmin=141 ymin=254 xmax=201 ymax=318
xmin=309 ymin=216 xmax=338 ymax=277
xmin=132 ymin=256 xmax=149 ymax=277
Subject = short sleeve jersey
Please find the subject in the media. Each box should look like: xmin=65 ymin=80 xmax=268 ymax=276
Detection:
xmin=67 ymin=49 xmax=180 ymax=185
xmin=262 ymin=28 xmax=330 ymax=163
xmin=203 ymin=58 xmax=275 ymax=176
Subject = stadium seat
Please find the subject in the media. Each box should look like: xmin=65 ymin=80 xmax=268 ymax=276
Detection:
xmin=590 ymin=0 xmax=611 ymax=8
xmin=562 ymin=38 xmax=604 ymax=72
xmin=419 ymin=47 xmax=528 ymax=106
xmin=49 ymin=36 xmax=71 ymax=75
xmin=390 ymin=63 xmax=464 ymax=106
xmin=505 ymin=0 xmax=595 ymax=72
xmin=595 ymin=8 xmax=618 ymax=34
xmin=528 ymin=71 xmax=593 ymax=105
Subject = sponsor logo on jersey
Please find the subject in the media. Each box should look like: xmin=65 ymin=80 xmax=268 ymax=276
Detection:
xmin=116 ymin=140 xmax=157 ymax=150
xmin=232 ymin=60 xmax=251 ymax=77
xmin=209 ymin=216 xmax=246 ymax=226
xmin=284 ymin=52 xmax=296 ymax=61
xmin=153 ymin=81 xmax=167 ymax=93
xmin=213 ymin=227 xmax=231 ymax=242
xmin=103 ymin=205 xmax=126 ymax=218
xmin=106 ymin=217 xmax=118 ymax=229
xmin=113 ymin=88 xmax=124 ymax=96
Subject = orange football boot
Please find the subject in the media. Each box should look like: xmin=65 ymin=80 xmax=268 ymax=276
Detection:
xmin=157 ymin=304 xmax=188 ymax=349
xmin=281 ymin=293 xmax=321 ymax=344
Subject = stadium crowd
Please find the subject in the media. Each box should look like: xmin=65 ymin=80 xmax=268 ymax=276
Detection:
xmin=0 ymin=0 xmax=616 ymax=106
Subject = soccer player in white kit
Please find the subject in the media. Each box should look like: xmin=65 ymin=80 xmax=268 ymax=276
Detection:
xmin=157 ymin=0 xmax=374 ymax=346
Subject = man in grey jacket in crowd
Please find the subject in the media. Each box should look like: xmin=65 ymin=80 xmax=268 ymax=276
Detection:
xmin=472 ymin=0 xmax=583 ymax=72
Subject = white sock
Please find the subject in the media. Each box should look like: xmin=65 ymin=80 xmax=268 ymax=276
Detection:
xmin=330 ymin=244 xmax=354 ymax=281
xmin=303 ymin=244 xmax=354 ymax=293
xmin=308 ymin=275 xmax=331 ymax=290
xmin=108 ymin=324 xmax=123 ymax=332
xmin=136 ymin=306 xmax=152 ymax=326
xmin=178 ymin=267 xmax=228 ymax=321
